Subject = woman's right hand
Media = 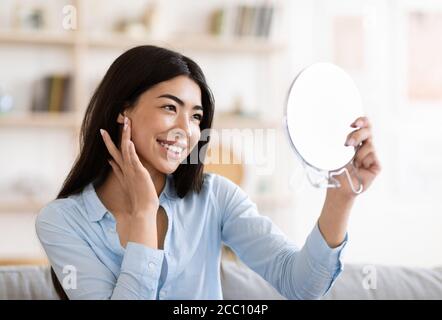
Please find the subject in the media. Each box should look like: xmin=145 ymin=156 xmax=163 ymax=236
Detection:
xmin=100 ymin=116 xmax=159 ymax=217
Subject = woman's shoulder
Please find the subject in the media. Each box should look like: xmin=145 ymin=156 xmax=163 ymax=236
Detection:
xmin=35 ymin=192 xmax=86 ymax=232
xmin=201 ymin=172 xmax=245 ymax=203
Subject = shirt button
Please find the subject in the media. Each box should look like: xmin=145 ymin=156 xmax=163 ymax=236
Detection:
xmin=148 ymin=261 xmax=156 ymax=269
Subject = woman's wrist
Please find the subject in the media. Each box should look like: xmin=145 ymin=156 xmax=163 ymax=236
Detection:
xmin=326 ymin=186 xmax=357 ymax=204
xmin=131 ymin=205 xmax=159 ymax=219
xmin=128 ymin=214 xmax=158 ymax=249
xmin=318 ymin=190 xmax=355 ymax=248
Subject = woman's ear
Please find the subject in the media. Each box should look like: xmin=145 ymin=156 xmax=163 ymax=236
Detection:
xmin=117 ymin=105 xmax=132 ymax=124
xmin=117 ymin=112 xmax=125 ymax=124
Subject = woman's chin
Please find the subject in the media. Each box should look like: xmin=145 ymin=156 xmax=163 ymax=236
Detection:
xmin=154 ymin=159 xmax=182 ymax=174
xmin=138 ymin=156 xmax=178 ymax=176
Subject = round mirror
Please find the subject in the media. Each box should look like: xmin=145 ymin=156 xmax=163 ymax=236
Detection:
xmin=284 ymin=62 xmax=364 ymax=193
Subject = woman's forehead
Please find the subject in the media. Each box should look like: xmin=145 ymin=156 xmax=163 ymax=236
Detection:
xmin=144 ymin=77 xmax=202 ymax=105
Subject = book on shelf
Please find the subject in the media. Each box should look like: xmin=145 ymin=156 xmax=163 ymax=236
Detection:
xmin=210 ymin=4 xmax=275 ymax=39
xmin=31 ymin=74 xmax=72 ymax=113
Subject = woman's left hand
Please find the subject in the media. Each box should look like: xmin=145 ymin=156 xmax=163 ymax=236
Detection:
xmin=332 ymin=116 xmax=382 ymax=199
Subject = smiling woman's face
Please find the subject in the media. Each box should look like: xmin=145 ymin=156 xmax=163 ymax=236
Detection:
xmin=120 ymin=75 xmax=203 ymax=175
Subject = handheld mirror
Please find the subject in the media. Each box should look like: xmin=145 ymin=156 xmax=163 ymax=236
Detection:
xmin=284 ymin=62 xmax=364 ymax=194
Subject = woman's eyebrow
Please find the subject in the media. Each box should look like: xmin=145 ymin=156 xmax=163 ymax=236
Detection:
xmin=157 ymin=94 xmax=203 ymax=111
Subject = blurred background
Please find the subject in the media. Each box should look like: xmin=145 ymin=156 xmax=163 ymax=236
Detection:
xmin=0 ymin=0 xmax=441 ymax=268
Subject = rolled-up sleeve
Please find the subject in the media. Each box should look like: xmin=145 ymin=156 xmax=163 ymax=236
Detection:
xmin=35 ymin=204 xmax=164 ymax=300
xmin=216 ymin=175 xmax=346 ymax=300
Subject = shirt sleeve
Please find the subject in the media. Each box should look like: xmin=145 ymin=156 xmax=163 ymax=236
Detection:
xmin=35 ymin=202 xmax=164 ymax=300
xmin=216 ymin=175 xmax=347 ymax=300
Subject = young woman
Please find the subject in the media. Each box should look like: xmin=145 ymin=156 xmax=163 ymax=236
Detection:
xmin=36 ymin=45 xmax=381 ymax=300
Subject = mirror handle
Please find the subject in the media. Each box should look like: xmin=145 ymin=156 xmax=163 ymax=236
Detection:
xmin=329 ymin=162 xmax=363 ymax=194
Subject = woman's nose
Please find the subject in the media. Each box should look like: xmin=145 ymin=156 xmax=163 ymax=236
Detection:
xmin=177 ymin=115 xmax=192 ymax=138
xmin=174 ymin=116 xmax=192 ymax=138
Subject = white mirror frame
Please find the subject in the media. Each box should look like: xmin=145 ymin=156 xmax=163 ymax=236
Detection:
xmin=283 ymin=63 xmax=363 ymax=194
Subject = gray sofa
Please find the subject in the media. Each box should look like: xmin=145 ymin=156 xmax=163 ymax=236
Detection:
xmin=1 ymin=259 xmax=441 ymax=300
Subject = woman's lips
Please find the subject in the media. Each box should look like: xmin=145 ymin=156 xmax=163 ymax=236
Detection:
xmin=156 ymin=138 xmax=187 ymax=149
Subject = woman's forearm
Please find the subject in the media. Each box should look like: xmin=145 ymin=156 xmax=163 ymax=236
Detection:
xmin=317 ymin=189 xmax=355 ymax=248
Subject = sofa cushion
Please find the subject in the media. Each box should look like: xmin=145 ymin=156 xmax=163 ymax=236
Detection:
xmin=0 ymin=265 xmax=58 ymax=300
xmin=1 ymin=262 xmax=441 ymax=300
xmin=323 ymin=264 xmax=442 ymax=300
xmin=220 ymin=259 xmax=442 ymax=300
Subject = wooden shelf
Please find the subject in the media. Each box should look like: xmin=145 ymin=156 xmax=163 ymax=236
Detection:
xmin=0 ymin=30 xmax=285 ymax=53
xmin=0 ymin=257 xmax=49 ymax=266
xmin=0 ymin=30 xmax=76 ymax=46
xmin=0 ymin=199 xmax=46 ymax=214
xmin=0 ymin=112 xmax=80 ymax=129
xmin=166 ymin=35 xmax=286 ymax=53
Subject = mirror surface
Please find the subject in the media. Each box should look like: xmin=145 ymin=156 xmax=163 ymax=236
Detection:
xmin=285 ymin=62 xmax=364 ymax=172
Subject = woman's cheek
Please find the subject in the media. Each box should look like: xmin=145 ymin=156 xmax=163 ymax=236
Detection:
xmin=191 ymin=130 xmax=201 ymax=149
xmin=132 ymin=131 xmax=151 ymax=155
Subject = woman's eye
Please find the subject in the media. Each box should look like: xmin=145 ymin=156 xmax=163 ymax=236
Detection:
xmin=164 ymin=105 xmax=176 ymax=112
xmin=193 ymin=114 xmax=203 ymax=121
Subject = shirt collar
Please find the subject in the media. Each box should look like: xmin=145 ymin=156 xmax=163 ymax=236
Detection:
xmin=82 ymin=174 xmax=176 ymax=222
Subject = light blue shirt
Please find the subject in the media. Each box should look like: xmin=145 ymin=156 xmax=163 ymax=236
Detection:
xmin=35 ymin=173 xmax=347 ymax=300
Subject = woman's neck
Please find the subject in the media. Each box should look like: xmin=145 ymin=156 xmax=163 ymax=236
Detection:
xmin=96 ymin=167 xmax=166 ymax=216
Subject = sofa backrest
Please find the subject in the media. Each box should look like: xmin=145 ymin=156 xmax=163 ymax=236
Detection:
xmin=0 ymin=265 xmax=58 ymax=300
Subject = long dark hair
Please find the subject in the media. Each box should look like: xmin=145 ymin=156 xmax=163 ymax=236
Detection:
xmin=51 ymin=45 xmax=215 ymax=299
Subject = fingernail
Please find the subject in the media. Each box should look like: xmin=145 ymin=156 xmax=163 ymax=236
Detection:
xmin=100 ymin=129 xmax=104 ymax=136
xmin=356 ymin=120 xmax=363 ymax=127
xmin=124 ymin=117 xmax=128 ymax=130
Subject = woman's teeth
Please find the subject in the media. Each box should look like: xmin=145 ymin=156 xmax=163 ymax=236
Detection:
xmin=158 ymin=141 xmax=183 ymax=154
